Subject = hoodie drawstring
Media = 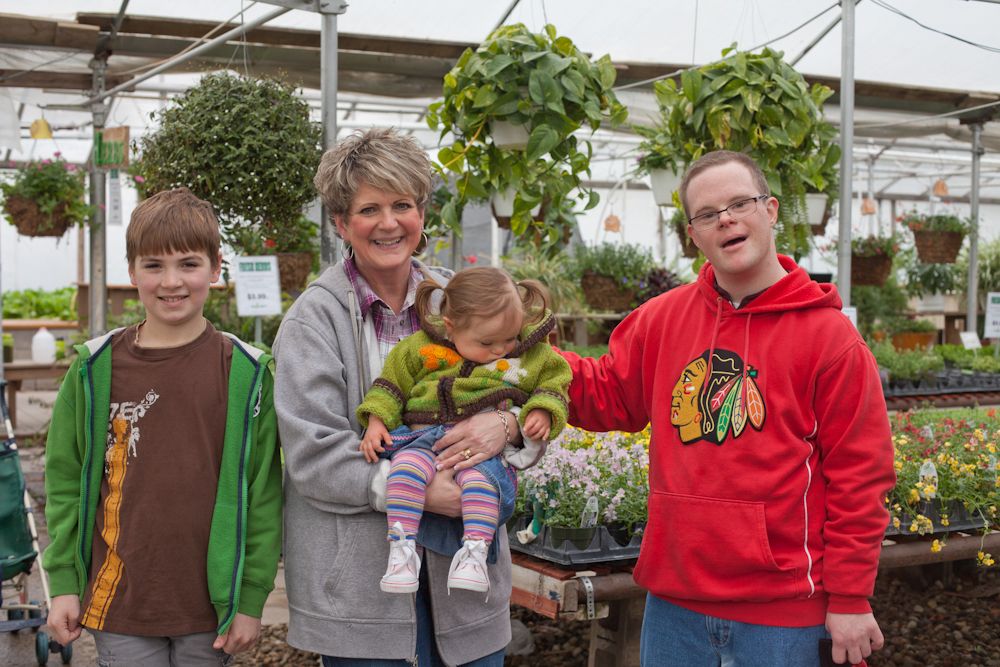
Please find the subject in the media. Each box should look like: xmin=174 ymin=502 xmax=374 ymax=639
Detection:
xmin=707 ymin=297 xmax=723 ymax=375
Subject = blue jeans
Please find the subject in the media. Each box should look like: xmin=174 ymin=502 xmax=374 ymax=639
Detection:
xmin=640 ymin=594 xmax=829 ymax=667
xmin=321 ymin=562 xmax=506 ymax=667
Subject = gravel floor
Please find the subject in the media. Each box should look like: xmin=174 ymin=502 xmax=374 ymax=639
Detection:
xmin=233 ymin=562 xmax=1000 ymax=666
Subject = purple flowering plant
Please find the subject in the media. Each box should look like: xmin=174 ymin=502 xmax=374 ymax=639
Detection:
xmin=517 ymin=426 xmax=650 ymax=530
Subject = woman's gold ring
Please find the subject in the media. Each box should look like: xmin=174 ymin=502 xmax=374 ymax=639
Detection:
xmin=462 ymin=448 xmax=472 ymax=460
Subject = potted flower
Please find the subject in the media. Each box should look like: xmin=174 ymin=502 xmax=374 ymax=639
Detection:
xmin=850 ymin=235 xmax=899 ymax=287
xmin=639 ymin=44 xmax=840 ymax=260
xmin=134 ymin=73 xmax=322 ymax=260
xmin=427 ymin=23 xmax=627 ymax=254
xmin=887 ymin=316 xmax=938 ymax=351
xmin=1 ymin=153 xmax=90 ymax=237
xmin=518 ymin=426 xmax=650 ymax=550
xmin=571 ymin=242 xmax=657 ymax=313
xmin=901 ymin=212 xmax=970 ymax=264
xmin=633 ymin=126 xmax=682 ymax=206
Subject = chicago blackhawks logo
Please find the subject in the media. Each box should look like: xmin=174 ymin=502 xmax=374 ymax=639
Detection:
xmin=670 ymin=348 xmax=765 ymax=445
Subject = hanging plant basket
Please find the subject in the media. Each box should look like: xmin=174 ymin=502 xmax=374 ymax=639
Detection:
xmin=488 ymin=120 xmax=530 ymax=150
xmin=806 ymin=193 xmax=831 ymax=236
xmin=913 ymin=230 xmax=964 ymax=264
xmin=675 ymin=225 xmax=699 ymax=258
xmin=3 ymin=196 xmax=75 ymax=237
xmin=277 ymin=252 xmax=314 ymax=292
xmin=648 ymin=168 xmax=682 ymax=206
xmin=490 ymin=189 xmax=543 ymax=230
xmin=851 ymin=253 xmax=893 ymax=287
xmin=580 ymin=271 xmax=635 ymax=312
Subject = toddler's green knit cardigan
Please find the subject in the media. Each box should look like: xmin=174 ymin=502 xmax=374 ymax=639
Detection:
xmin=357 ymin=311 xmax=571 ymax=437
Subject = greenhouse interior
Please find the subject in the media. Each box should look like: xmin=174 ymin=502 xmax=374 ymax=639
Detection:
xmin=1 ymin=1 xmax=1000 ymax=666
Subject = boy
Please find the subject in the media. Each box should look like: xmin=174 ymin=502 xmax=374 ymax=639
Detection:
xmin=43 ymin=187 xmax=282 ymax=665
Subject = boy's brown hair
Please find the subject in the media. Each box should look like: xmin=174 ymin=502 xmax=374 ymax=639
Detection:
xmin=126 ymin=187 xmax=221 ymax=268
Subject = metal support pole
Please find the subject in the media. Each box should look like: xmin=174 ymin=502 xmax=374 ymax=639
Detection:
xmin=319 ymin=5 xmax=345 ymax=271
xmin=89 ymin=58 xmax=109 ymax=337
xmin=967 ymin=123 xmax=984 ymax=334
xmin=836 ymin=0 xmax=856 ymax=307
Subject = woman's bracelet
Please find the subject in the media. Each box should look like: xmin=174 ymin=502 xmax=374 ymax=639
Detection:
xmin=495 ymin=409 xmax=514 ymax=447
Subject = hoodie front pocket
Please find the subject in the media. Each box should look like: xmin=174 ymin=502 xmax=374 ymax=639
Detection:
xmin=633 ymin=491 xmax=803 ymax=603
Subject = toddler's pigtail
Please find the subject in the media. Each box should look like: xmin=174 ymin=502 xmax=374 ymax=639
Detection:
xmin=415 ymin=277 xmax=447 ymax=337
xmin=516 ymin=278 xmax=550 ymax=324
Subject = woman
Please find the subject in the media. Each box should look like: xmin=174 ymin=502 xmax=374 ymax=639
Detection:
xmin=273 ymin=128 xmax=526 ymax=666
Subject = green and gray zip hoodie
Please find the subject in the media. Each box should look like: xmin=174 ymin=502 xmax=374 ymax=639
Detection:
xmin=42 ymin=328 xmax=283 ymax=634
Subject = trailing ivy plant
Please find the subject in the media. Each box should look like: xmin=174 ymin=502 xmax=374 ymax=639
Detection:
xmin=641 ymin=44 xmax=840 ymax=260
xmin=136 ymin=73 xmax=322 ymax=254
xmin=427 ymin=23 xmax=628 ymax=257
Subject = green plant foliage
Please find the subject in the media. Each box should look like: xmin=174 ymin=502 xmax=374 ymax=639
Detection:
xmin=956 ymin=239 xmax=1000 ymax=313
xmin=421 ymin=184 xmax=463 ymax=252
xmin=504 ymin=249 xmax=586 ymax=314
xmin=901 ymin=212 xmax=971 ymax=234
xmin=852 ymin=277 xmax=909 ymax=339
xmin=571 ymin=242 xmax=657 ymax=289
xmin=851 ymin=234 xmax=901 ymax=258
xmin=870 ymin=341 xmax=943 ymax=382
xmin=229 ymin=215 xmax=319 ymax=256
xmin=885 ymin=317 xmax=937 ymax=335
xmin=2 ymin=287 xmax=77 ymax=320
xmin=559 ymin=342 xmax=609 ymax=358
xmin=427 ymin=23 xmax=627 ymax=257
xmin=905 ymin=261 xmax=962 ymax=298
xmin=640 ymin=44 xmax=840 ymax=260
xmin=136 ymin=73 xmax=322 ymax=254
xmin=1 ymin=154 xmax=91 ymax=232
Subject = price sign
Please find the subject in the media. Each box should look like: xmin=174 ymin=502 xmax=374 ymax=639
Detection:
xmin=959 ymin=331 xmax=982 ymax=350
xmin=234 ymin=256 xmax=282 ymax=317
xmin=842 ymin=306 xmax=858 ymax=329
xmin=985 ymin=292 xmax=1000 ymax=338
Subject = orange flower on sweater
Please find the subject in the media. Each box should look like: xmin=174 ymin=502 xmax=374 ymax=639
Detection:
xmin=420 ymin=344 xmax=461 ymax=370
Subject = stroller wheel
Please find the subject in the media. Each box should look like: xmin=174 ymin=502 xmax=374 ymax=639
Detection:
xmin=8 ymin=608 xmax=25 ymax=632
xmin=35 ymin=630 xmax=49 ymax=665
xmin=60 ymin=641 xmax=73 ymax=664
xmin=29 ymin=600 xmax=42 ymax=620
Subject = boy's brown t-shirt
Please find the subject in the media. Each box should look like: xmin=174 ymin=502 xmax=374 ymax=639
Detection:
xmin=80 ymin=322 xmax=233 ymax=635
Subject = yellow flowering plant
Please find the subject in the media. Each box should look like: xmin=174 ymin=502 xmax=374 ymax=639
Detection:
xmin=889 ymin=408 xmax=1000 ymax=563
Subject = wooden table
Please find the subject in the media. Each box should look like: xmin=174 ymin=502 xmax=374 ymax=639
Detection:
xmin=2 ymin=360 xmax=71 ymax=428
xmin=511 ymin=531 xmax=1000 ymax=667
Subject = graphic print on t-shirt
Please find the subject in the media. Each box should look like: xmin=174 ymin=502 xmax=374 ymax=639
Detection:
xmin=669 ymin=349 xmax=765 ymax=446
xmin=82 ymin=389 xmax=159 ymax=629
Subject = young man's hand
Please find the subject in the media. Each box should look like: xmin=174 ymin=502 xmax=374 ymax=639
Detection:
xmin=826 ymin=611 xmax=884 ymax=665
xmin=522 ymin=409 xmax=551 ymax=440
xmin=359 ymin=416 xmax=391 ymax=463
xmin=213 ymin=613 xmax=261 ymax=655
xmin=47 ymin=594 xmax=82 ymax=647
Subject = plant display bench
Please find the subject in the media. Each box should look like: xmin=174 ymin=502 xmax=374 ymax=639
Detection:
xmin=556 ymin=312 xmax=627 ymax=347
xmin=2 ymin=360 xmax=71 ymax=429
xmin=510 ymin=532 xmax=1000 ymax=667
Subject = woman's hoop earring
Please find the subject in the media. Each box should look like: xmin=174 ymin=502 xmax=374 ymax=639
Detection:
xmin=414 ymin=231 xmax=429 ymax=255
xmin=342 ymin=242 xmax=355 ymax=261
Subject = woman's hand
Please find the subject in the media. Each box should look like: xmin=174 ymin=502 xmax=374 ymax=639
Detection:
xmin=433 ymin=411 xmax=515 ymax=472
xmin=424 ymin=467 xmax=462 ymax=517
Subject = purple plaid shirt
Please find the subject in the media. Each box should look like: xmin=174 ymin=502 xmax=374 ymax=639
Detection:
xmin=343 ymin=257 xmax=423 ymax=364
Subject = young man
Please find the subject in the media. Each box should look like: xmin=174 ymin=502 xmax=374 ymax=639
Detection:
xmin=43 ymin=187 xmax=282 ymax=666
xmin=561 ymin=151 xmax=894 ymax=667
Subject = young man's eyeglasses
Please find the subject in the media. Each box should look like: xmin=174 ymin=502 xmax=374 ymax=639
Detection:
xmin=688 ymin=194 xmax=769 ymax=229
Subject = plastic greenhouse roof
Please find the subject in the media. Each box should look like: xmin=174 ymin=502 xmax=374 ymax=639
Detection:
xmin=1 ymin=0 xmax=1000 ymax=289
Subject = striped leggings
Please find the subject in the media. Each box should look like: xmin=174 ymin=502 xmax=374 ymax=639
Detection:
xmin=385 ymin=447 xmax=499 ymax=544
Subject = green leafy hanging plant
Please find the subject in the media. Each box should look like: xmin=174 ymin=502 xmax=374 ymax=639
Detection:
xmin=427 ymin=23 xmax=628 ymax=257
xmin=135 ymin=73 xmax=322 ymax=255
xmin=638 ymin=44 xmax=840 ymax=260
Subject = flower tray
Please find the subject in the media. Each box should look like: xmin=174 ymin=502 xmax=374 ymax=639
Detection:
xmin=506 ymin=516 xmax=642 ymax=565
xmin=885 ymin=500 xmax=988 ymax=537
xmin=913 ymin=230 xmax=964 ymax=264
xmin=580 ymin=271 xmax=634 ymax=313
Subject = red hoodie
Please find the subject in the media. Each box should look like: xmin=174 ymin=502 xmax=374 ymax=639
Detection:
xmin=562 ymin=255 xmax=895 ymax=627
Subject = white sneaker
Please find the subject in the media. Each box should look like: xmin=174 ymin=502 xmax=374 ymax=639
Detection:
xmin=380 ymin=522 xmax=420 ymax=594
xmin=447 ymin=539 xmax=490 ymax=596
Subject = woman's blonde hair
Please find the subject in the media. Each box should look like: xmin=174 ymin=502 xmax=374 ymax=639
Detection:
xmin=415 ymin=267 xmax=549 ymax=336
xmin=313 ymin=128 xmax=432 ymax=220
